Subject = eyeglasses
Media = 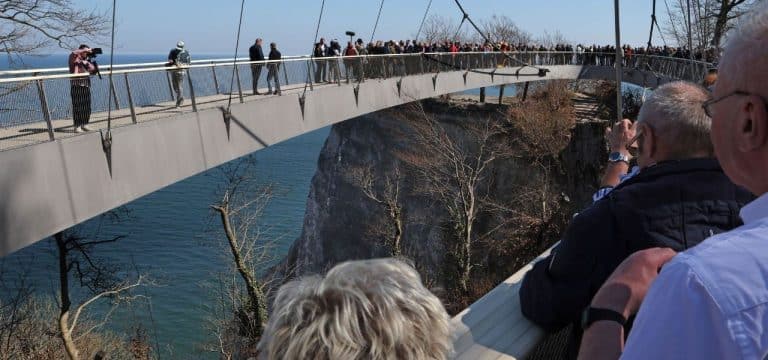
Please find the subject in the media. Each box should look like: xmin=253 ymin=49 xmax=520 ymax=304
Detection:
xmin=702 ymin=90 xmax=768 ymax=118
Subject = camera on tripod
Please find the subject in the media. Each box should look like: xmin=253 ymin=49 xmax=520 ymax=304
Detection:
xmin=87 ymin=48 xmax=104 ymax=78
xmin=86 ymin=47 xmax=103 ymax=60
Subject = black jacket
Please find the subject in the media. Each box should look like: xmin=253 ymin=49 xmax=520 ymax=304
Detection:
xmin=249 ymin=44 xmax=264 ymax=61
xmin=519 ymin=158 xmax=753 ymax=358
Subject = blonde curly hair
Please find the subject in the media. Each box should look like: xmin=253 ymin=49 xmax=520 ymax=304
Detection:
xmin=257 ymin=258 xmax=451 ymax=360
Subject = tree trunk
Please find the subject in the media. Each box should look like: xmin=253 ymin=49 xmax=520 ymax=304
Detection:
xmin=215 ymin=205 xmax=267 ymax=337
xmin=56 ymin=233 xmax=79 ymax=360
xmin=391 ymin=206 xmax=403 ymax=257
xmin=711 ymin=0 xmax=731 ymax=49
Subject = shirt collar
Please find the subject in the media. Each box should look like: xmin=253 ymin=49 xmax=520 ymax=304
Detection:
xmin=740 ymin=192 xmax=768 ymax=224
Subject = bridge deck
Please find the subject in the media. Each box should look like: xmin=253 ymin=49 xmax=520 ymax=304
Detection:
xmin=0 ymin=82 xmax=335 ymax=151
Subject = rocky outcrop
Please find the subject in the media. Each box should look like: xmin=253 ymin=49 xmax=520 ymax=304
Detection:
xmin=278 ymin=95 xmax=607 ymax=292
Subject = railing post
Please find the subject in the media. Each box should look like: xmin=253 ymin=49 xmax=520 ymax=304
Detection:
xmin=124 ymin=73 xmax=137 ymax=124
xmin=166 ymin=71 xmax=175 ymax=101
xmin=34 ymin=75 xmax=55 ymax=141
xmin=186 ymin=68 xmax=197 ymax=112
xmin=109 ymin=78 xmax=121 ymax=110
xmin=282 ymin=62 xmax=290 ymax=86
xmin=211 ymin=62 xmax=220 ymax=94
xmin=234 ymin=64 xmax=244 ymax=103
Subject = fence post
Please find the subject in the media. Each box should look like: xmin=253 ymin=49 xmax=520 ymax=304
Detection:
xmin=166 ymin=71 xmax=175 ymax=101
xmin=34 ymin=76 xmax=55 ymax=141
xmin=124 ymin=73 xmax=137 ymax=124
xmin=234 ymin=64 xmax=244 ymax=103
xmin=522 ymin=82 xmax=530 ymax=102
xmin=211 ymin=63 xmax=220 ymax=94
xmin=186 ymin=68 xmax=197 ymax=112
xmin=498 ymin=84 xmax=505 ymax=105
xmin=282 ymin=61 xmax=289 ymax=86
xmin=479 ymin=87 xmax=486 ymax=103
xmin=109 ymin=78 xmax=121 ymax=110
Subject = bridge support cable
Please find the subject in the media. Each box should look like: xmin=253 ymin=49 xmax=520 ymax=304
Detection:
xmin=218 ymin=0 xmax=247 ymax=140
xmin=414 ymin=0 xmax=434 ymax=42
xmin=101 ymin=0 xmax=118 ymax=177
xmin=370 ymin=0 xmax=386 ymax=45
xmin=300 ymin=0 xmax=326 ymax=116
xmin=450 ymin=0 xmax=548 ymax=74
xmin=614 ymin=0 xmax=623 ymax=123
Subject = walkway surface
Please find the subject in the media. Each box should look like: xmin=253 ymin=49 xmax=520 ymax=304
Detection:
xmin=0 ymin=82 xmax=335 ymax=151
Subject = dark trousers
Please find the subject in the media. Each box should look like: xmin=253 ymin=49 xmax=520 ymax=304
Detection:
xmin=267 ymin=65 xmax=280 ymax=93
xmin=70 ymin=85 xmax=92 ymax=127
xmin=314 ymin=59 xmax=326 ymax=82
xmin=250 ymin=64 xmax=263 ymax=93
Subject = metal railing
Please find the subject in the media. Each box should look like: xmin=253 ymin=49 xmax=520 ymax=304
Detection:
xmin=0 ymin=51 xmax=711 ymax=151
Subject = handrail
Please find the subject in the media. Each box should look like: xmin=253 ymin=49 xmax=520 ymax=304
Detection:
xmin=451 ymin=244 xmax=555 ymax=359
xmin=0 ymin=51 xmax=713 ymax=84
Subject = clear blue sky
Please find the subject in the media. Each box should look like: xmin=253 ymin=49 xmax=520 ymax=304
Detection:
xmin=74 ymin=0 xmax=671 ymax=56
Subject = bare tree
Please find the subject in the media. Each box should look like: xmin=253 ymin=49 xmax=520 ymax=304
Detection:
xmin=418 ymin=14 xmax=470 ymax=44
xmin=349 ymin=166 xmax=404 ymax=257
xmin=479 ymin=15 xmax=531 ymax=45
xmin=536 ymin=29 xmax=569 ymax=48
xmin=53 ymin=224 xmax=147 ymax=360
xmin=205 ymin=158 xmax=280 ymax=358
xmin=0 ymin=0 xmax=109 ymax=64
xmin=398 ymin=104 xmax=519 ymax=294
xmin=663 ymin=0 xmax=757 ymax=50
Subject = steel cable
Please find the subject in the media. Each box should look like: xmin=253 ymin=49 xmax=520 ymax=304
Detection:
xmin=106 ymin=0 xmax=117 ymax=135
xmin=414 ymin=0 xmax=433 ymax=42
xmin=370 ymin=0 xmax=386 ymax=45
xmin=302 ymin=0 xmax=326 ymax=98
xmin=226 ymin=0 xmax=247 ymax=110
xmin=451 ymin=0 xmax=546 ymax=72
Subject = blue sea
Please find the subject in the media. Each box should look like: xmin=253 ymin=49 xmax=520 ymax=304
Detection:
xmin=1 ymin=54 xmax=330 ymax=358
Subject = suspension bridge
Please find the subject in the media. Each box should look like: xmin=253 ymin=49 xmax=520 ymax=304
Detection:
xmin=0 ymin=0 xmax=716 ymax=357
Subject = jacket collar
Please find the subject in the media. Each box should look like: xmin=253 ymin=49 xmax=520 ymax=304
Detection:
xmin=613 ymin=158 xmax=723 ymax=192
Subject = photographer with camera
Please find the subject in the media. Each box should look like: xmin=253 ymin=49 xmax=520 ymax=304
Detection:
xmin=68 ymin=44 xmax=101 ymax=133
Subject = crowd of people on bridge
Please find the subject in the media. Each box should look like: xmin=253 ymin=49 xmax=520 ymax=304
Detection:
xmin=253 ymin=4 xmax=768 ymax=359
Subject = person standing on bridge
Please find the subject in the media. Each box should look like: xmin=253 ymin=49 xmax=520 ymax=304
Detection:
xmin=267 ymin=42 xmax=281 ymax=96
xmin=68 ymin=44 xmax=99 ymax=133
xmin=166 ymin=41 xmax=191 ymax=108
xmin=249 ymin=38 xmax=265 ymax=95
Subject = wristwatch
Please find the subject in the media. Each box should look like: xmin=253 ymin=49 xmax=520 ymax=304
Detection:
xmin=581 ymin=307 xmax=627 ymax=330
xmin=608 ymin=151 xmax=630 ymax=164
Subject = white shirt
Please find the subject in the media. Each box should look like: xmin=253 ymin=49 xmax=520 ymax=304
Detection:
xmin=621 ymin=193 xmax=768 ymax=360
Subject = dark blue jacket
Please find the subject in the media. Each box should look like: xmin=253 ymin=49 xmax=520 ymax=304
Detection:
xmin=519 ymin=158 xmax=753 ymax=358
xmin=249 ymin=44 xmax=264 ymax=62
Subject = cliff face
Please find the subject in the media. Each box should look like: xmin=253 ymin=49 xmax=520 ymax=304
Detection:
xmin=279 ymin=95 xmax=607 ymax=292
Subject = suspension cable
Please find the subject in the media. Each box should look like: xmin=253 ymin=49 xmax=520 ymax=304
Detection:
xmin=301 ymin=0 xmax=326 ymax=99
xmin=454 ymin=16 xmax=466 ymax=41
xmin=226 ymin=0 xmax=247 ymax=110
xmin=647 ymin=0 xmax=657 ymax=49
xmin=414 ymin=0 xmax=433 ymax=42
xmin=451 ymin=0 xmax=545 ymax=72
xmin=370 ymin=0 xmax=385 ymax=45
xmin=106 ymin=0 xmax=117 ymax=135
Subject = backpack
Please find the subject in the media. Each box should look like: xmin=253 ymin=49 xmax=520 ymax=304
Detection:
xmin=176 ymin=49 xmax=191 ymax=66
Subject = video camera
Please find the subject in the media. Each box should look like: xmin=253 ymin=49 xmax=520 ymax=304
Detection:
xmin=87 ymin=48 xmax=103 ymax=79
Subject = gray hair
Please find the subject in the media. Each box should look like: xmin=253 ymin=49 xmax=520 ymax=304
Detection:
xmin=638 ymin=81 xmax=714 ymax=159
xmin=257 ymin=258 xmax=451 ymax=360
xmin=721 ymin=1 xmax=768 ymax=93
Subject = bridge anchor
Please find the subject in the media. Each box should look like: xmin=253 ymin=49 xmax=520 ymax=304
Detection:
xmin=218 ymin=106 xmax=233 ymax=140
xmin=100 ymin=130 xmax=113 ymax=178
xmin=396 ymin=79 xmax=402 ymax=97
xmin=353 ymin=85 xmax=360 ymax=106
xmin=298 ymin=95 xmax=307 ymax=119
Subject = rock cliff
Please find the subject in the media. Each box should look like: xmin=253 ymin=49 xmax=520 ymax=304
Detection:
xmin=278 ymin=90 xmax=607 ymax=303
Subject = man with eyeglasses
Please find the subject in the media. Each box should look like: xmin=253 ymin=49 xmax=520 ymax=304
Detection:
xmin=520 ymin=81 xmax=753 ymax=359
xmin=579 ymin=4 xmax=768 ymax=359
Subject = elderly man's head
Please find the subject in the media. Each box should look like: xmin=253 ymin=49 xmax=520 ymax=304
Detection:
xmin=635 ymin=81 xmax=714 ymax=168
xmin=707 ymin=2 xmax=768 ymax=195
xmin=257 ymin=258 xmax=451 ymax=360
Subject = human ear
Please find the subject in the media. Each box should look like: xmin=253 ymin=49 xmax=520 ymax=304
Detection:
xmin=736 ymin=96 xmax=768 ymax=152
